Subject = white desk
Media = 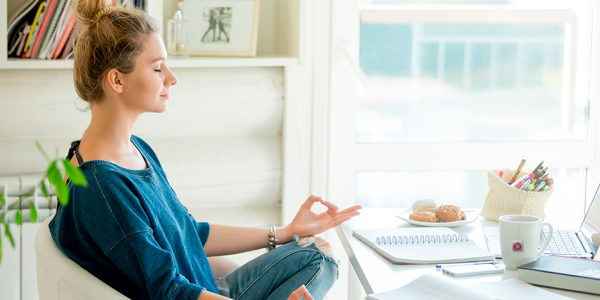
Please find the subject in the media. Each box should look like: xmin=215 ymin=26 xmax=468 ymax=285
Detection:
xmin=336 ymin=208 xmax=600 ymax=300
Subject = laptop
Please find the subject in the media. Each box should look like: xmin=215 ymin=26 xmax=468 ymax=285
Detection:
xmin=484 ymin=183 xmax=600 ymax=259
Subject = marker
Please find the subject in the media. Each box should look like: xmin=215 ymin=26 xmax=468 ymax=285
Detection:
xmin=543 ymin=185 xmax=549 ymax=191
xmin=534 ymin=181 xmax=546 ymax=191
xmin=508 ymin=159 xmax=526 ymax=184
xmin=515 ymin=181 xmax=524 ymax=189
xmin=499 ymin=171 xmax=504 ymax=181
xmin=519 ymin=178 xmax=532 ymax=190
xmin=533 ymin=161 xmax=544 ymax=172
xmin=535 ymin=167 xmax=548 ymax=180
xmin=436 ymin=261 xmax=497 ymax=269
xmin=512 ymin=172 xmax=534 ymax=187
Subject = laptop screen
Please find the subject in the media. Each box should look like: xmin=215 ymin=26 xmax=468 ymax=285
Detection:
xmin=581 ymin=185 xmax=600 ymax=258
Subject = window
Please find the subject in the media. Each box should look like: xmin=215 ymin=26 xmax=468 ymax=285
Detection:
xmin=328 ymin=0 xmax=600 ymax=236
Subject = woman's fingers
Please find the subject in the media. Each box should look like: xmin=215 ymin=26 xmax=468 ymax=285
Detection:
xmin=328 ymin=208 xmax=361 ymax=221
xmin=330 ymin=216 xmax=352 ymax=228
xmin=320 ymin=199 xmax=339 ymax=214
xmin=301 ymin=195 xmax=322 ymax=210
xmin=336 ymin=205 xmax=362 ymax=215
xmin=288 ymin=285 xmax=313 ymax=300
xmin=330 ymin=211 xmax=359 ymax=223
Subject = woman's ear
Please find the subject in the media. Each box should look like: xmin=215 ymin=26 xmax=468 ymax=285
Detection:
xmin=106 ymin=69 xmax=124 ymax=94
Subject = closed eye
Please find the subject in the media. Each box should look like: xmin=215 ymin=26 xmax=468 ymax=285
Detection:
xmin=155 ymin=69 xmax=162 ymax=72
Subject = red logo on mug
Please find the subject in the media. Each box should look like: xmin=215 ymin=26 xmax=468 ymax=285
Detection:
xmin=512 ymin=240 xmax=523 ymax=252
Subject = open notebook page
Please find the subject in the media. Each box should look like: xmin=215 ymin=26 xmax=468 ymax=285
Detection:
xmin=367 ymin=274 xmax=573 ymax=300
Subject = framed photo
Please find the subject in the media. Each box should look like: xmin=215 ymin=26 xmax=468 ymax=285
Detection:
xmin=183 ymin=0 xmax=260 ymax=57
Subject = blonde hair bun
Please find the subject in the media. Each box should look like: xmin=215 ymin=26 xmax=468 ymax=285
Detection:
xmin=72 ymin=0 xmax=114 ymax=27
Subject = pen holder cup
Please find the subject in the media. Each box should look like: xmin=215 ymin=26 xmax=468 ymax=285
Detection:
xmin=480 ymin=169 xmax=554 ymax=222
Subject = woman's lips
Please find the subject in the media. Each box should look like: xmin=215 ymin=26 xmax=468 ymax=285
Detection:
xmin=160 ymin=94 xmax=170 ymax=99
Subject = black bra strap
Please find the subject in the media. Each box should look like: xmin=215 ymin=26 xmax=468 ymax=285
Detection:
xmin=66 ymin=140 xmax=84 ymax=165
xmin=59 ymin=140 xmax=84 ymax=211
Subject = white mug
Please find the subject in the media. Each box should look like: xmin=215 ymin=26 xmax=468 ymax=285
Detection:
xmin=499 ymin=215 xmax=553 ymax=270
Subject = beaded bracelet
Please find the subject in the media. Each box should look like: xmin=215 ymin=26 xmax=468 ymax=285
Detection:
xmin=267 ymin=225 xmax=278 ymax=251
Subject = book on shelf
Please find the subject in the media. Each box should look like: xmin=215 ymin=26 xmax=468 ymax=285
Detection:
xmin=36 ymin=0 xmax=69 ymax=59
xmin=353 ymin=227 xmax=494 ymax=264
xmin=29 ymin=0 xmax=57 ymax=58
xmin=367 ymin=274 xmax=573 ymax=300
xmin=7 ymin=0 xmax=39 ymax=38
xmin=42 ymin=0 xmax=73 ymax=59
xmin=7 ymin=0 xmax=150 ymax=61
xmin=59 ymin=23 xmax=78 ymax=60
xmin=52 ymin=16 xmax=75 ymax=59
xmin=21 ymin=0 xmax=46 ymax=58
xmin=517 ymin=255 xmax=600 ymax=295
xmin=13 ymin=24 xmax=32 ymax=57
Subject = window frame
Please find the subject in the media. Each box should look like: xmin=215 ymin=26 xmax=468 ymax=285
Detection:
xmin=326 ymin=2 xmax=600 ymax=298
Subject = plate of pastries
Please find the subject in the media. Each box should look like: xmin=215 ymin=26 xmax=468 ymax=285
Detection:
xmin=397 ymin=199 xmax=478 ymax=227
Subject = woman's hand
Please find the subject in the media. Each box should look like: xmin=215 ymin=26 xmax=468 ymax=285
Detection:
xmin=288 ymin=285 xmax=313 ymax=300
xmin=289 ymin=195 xmax=362 ymax=238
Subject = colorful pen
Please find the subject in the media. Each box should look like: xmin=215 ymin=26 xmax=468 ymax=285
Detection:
xmin=519 ymin=178 xmax=532 ymax=190
xmin=508 ymin=159 xmax=526 ymax=184
xmin=534 ymin=182 xmax=546 ymax=191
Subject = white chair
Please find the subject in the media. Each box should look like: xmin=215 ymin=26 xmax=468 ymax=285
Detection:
xmin=35 ymin=217 xmax=241 ymax=300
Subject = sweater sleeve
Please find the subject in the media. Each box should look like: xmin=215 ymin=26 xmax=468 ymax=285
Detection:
xmin=188 ymin=213 xmax=210 ymax=246
xmin=107 ymin=232 xmax=205 ymax=300
xmin=75 ymin=167 xmax=207 ymax=300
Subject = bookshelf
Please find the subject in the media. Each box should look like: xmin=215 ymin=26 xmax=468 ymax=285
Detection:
xmin=0 ymin=0 xmax=302 ymax=69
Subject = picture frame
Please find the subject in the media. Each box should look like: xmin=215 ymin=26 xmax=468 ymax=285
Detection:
xmin=182 ymin=0 xmax=260 ymax=57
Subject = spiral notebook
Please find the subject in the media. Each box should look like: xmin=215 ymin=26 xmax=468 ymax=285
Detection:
xmin=353 ymin=228 xmax=494 ymax=264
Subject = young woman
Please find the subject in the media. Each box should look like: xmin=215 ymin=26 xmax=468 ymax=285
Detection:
xmin=49 ymin=1 xmax=362 ymax=300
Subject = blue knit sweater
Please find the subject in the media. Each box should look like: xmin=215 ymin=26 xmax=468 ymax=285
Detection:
xmin=49 ymin=135 xmax=218 ymax=300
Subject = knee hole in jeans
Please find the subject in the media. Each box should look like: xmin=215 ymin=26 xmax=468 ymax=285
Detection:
xmin=297 ymin=236 xmax=335 ymax=261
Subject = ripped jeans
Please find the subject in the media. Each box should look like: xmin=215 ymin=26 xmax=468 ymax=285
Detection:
xmin=215 ymin=235 xmax=339 ymax=300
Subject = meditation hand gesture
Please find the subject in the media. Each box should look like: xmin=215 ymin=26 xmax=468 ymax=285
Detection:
xmin=289 ymin=195 xmax=362 ymax=238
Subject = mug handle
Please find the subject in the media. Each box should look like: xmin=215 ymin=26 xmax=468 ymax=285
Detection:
xmin=536 ymin=222 xmax=553 ymax=259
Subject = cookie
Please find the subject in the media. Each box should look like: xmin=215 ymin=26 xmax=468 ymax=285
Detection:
xmin=460 ymin=211 xmax=466 ymax=220
xmin=409 ymin=211 xmax=439 ymax=223
xmin=435 ymin=205 xmax=461 ymax=222
xmin=412 ymin=199 xmax=437 ymax=212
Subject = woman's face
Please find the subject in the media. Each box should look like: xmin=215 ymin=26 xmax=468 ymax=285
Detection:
xmin=120 ymin=33 xmax=177 ymax=114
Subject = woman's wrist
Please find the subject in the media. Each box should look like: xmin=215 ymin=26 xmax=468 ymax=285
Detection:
xmin=277 ymin=225 xmax=295 ymax=244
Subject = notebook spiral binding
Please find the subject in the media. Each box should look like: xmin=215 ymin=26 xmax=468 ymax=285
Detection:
xmin=375 ymin=234 xmax=469 ymax=245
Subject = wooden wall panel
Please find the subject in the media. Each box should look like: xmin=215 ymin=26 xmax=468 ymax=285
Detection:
xmin=0 ymin=67 xmax=284 ymax=208
xmin=145 ymin=136 xmax=282 ymax=208
xmin=0 ymin=67 xmax=283 ymax=139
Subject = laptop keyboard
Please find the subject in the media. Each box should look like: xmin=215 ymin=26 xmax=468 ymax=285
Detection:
xmin=540 ymin=229 xmax=584 ymax=256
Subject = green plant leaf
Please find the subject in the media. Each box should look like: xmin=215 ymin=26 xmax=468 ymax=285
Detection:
xmin=0 ymin=194 xmax=4 ymax=206
xmin=40 ymin=181 xmax=49 ymax=198
xmin=47 ymin=161 xmax=69 ymax=206
xmin=29 ymin=203 xmax=38 ymax=223
xmin=4 ymin=224 xmax=14 ymax=248
xmin=15 ymin=210 xmax=22 ymax=226
xmin=62 ymin=159 xmax=87 ymax=187
xmin=35 ymin=140 xmax=50 ymax=162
